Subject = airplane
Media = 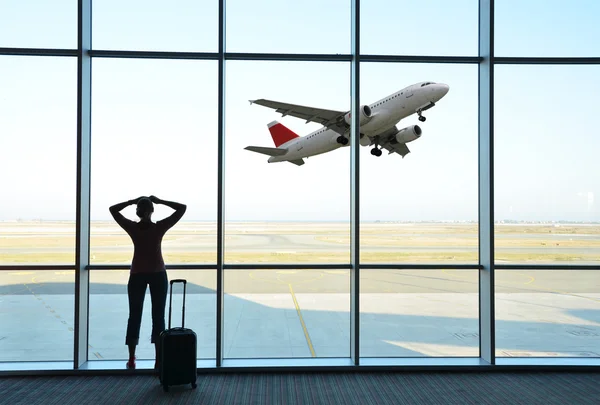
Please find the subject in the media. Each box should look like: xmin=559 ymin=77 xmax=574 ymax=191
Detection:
xmin=244 ymin=81 xmax=449 ymax=166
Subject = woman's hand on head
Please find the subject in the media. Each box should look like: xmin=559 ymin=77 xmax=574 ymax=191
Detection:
xmin=149 ymin=195 xmax=161 ymax=204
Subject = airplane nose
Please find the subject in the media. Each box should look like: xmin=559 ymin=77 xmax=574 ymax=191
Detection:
xmin=439 ymin=83 xmax=449 ymax=96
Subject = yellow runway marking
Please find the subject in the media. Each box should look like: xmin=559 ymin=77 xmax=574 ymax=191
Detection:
xmin=288 ymin=283 xmax=316 ymax=357
xmin=246 ymin=270 xmax=321 ymax=356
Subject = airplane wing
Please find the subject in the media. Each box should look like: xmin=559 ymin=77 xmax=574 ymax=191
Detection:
xmin=378 ymin=126 xmax=411 ymax=158
xmin=250 ymin=99 xmax=348 ymax=135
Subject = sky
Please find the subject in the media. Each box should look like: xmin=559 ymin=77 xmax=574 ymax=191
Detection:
xmin=1 ymin=1 xmax=600 ymax=222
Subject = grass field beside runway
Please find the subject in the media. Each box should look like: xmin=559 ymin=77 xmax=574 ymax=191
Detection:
xmin=1 ymin=221 xmax=600 ymax=264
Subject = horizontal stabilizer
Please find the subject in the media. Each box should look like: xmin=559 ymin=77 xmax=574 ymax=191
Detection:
xmin=289 ymin=159 xmax=305 ymax=166
xmin=245 ymin=146 xmax=287 ymax=156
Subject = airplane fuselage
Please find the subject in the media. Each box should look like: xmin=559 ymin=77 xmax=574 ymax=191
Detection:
xmin=267 ymin=82 xmax=449 ymax=163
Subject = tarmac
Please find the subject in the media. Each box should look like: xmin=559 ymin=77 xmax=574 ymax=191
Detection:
xmin=1 ymin=267 xmax=600 ymax=362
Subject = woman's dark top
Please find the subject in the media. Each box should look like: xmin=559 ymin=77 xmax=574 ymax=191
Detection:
xmin=111 ymin=212 xmax=183 ymax=274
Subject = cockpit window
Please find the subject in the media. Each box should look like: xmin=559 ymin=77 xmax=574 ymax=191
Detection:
xmin=420 ymin=82 xmax=434 ymax=87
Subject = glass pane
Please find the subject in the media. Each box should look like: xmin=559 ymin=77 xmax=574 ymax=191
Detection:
xmin=0 ymin=1 xmax=76 ymax=48
xmin=0 ymin=56 xmax=76 ymax=265
xmin=89 ymin=270 xmax=216 ymax=361
xmin=0 ymin=270 xmax=74 ymax=361
xmin=496 ymin=270 xmax=600 ymax=357
xmin=226 ymin=0 xmax=350 ymax=53
xmin=360 ymin=269 xmax=478 ymax=357
xmin=361 ymin=0 xmax=478 ymax=56
xmin=224 ymin=269 xmax=349 ymax=358
xmin=225 ymin=61 xmax=350 ymax=264
xmin=91 ymin=59 xmax=217 ymax=265
xmin=93 ymin=0 xmax=217 ymax=52
xmin=360 ymin=63 xmax=478 ymax=264
xmin=495 ymin=1 xmax=600 ymax=57
xmin=495 ymin=65 xmax=600 ymax=264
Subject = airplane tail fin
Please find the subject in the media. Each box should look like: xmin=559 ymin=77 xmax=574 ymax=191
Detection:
xmin=268 ymin=121 xmax=299 ymax=147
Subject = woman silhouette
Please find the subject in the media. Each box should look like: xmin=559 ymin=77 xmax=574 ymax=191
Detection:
xmin=109 ymin=195 xmax=186 ymax=369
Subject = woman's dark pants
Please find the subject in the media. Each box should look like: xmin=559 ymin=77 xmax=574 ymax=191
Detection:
xmin=125 ymin=271 xmax=168 ymax=345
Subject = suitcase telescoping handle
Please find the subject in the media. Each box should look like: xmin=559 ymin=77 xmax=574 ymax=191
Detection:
xmin=168 ymin=279 xmax=187 ymax=329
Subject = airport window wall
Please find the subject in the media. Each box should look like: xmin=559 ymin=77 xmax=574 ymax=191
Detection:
xmin=1 ymin=0 xmax=599 ymax=372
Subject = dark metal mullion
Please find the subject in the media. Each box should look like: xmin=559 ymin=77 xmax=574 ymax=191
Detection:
xmin=225 ymin=52 xmax=351 ymax=62
xmin=496 ymin=265 xmax=600 ymax=271
xmin=0 ymin=47 xmax=77 ymax=57
xmin=216 ymin=0 xmax=226 ymax=368
xmin=225 ymin=264 xmax=352 ymax=270
xmin=350 ymin=0 xmax=360 ymax=367
xmin=74 ymin=0 xmax=92 ymax=369
xmin=0 ymin=265 xmax=77 ymax=271
xmin=360 ymin=264 xmax=482 ymax=270
xmin=495 ymin=57 xmax=600 ymax=64
xmin=361 ymin=55 xmax=481 ymax=64
xmin=87 ymin=265 xmax=217 ymax=270
xmin=89 ymin=50 xmax=218 ymax=60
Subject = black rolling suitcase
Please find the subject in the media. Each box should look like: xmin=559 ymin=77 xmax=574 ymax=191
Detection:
xmin=159 ymin=279 xmax=197 ymax=392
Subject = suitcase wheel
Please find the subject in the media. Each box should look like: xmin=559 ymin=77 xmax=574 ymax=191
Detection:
xmin=192 ymin=382 xmax=197 ymax=389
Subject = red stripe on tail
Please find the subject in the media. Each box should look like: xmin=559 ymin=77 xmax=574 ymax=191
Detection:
xmin=268 ymin=121 xmax=299 ymax=147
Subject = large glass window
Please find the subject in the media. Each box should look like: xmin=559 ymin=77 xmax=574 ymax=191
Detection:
xmin=361 ymin=0 xmax=478 ymax=56
xmin=92 ymin=0 xmax=218 ymax=52
xmin=224 ymin=269 xmax=349 ymax=358
xmin=0 ymin=56 xmax=76 ymax=265
xmin=225 ymin=61 xmax=350 ymax=265
xmin=5 ymin=0 xmax=600 ymax=372
xmin=226 ymin=0 xmax=350 ymax=54
xmin=0 ymin=270 xmax=74 ymax=362
xmin=360 ymin=63 xmax=478 ymax=264
xmin=495 ymin=65 xmax=600 ymax=264
xmin=360 ymin=269 xmax=479 ymax=357
xmin=0 ymin=1 xmax=76 ymax=49
xmin=90 ymin=59 xmax=218 ymax=265
xmin=496 ymin=269 xmax=600 ymax=357
xmin=495 ymin=1 xmax=600 ymax=57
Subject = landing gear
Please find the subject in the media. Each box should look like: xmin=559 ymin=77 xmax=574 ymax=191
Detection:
xmin=417 ymin=109 xmax=427 ymax=122
xmin=336 ymin=135 xmax=349 ymax=145
xmin=370 ymin=148 xmax=382 ymax=157
xmin=370 ymin=136 xmax=382 ymax=157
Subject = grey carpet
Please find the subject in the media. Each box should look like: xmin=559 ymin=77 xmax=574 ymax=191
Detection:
xmin=1 ymin=372 xmax=599 ymax=405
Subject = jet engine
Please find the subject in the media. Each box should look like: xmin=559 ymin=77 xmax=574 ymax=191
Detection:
xmin=359 ymin=133 xmax=370 ymax=146
xmin=391 ymin=125 xmax=422 ymax=144
xmin=344 ymin=105 xmax=372 ymax=126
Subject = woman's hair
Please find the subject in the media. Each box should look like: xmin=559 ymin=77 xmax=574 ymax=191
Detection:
xmin=136 ymin=197 xmax=154 ymax=217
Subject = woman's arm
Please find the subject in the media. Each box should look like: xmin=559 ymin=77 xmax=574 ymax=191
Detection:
xmin=150 ymin=196 xmax=185 ymax=211
xmin=109 ymin=197 xmax=143 ymax=229
xmin=150 ymin=196 xmax=187 ymax=230
xmin=109 ymin=198 xmax=140 ymax=215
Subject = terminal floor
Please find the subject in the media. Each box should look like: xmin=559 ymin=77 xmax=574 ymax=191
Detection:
xmin=2 ymin=371 xmax=600 ymax=404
